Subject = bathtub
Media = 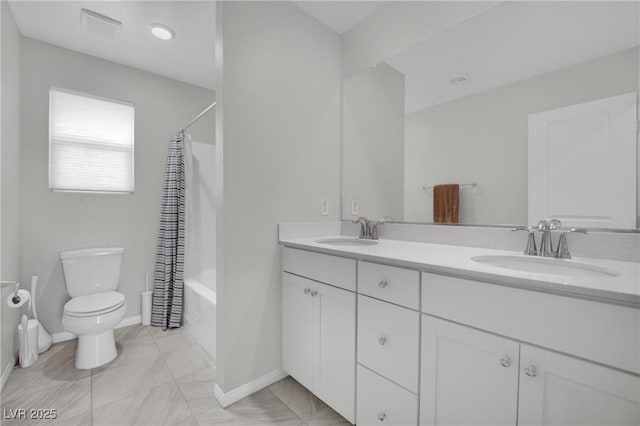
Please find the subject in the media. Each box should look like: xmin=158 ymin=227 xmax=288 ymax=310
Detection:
xmin=184 ymin=269 xmax=216 ymax=362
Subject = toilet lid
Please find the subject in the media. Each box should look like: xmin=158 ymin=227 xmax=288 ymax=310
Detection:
xmin=64 ymin=291 xmax=125 ymax=317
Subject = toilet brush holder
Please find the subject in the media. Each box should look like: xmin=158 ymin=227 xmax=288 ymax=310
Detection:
xmin=141 ymin=291 xmax=152 ymax=326
xmin=17 ymin=315 xmax=39 ymax=368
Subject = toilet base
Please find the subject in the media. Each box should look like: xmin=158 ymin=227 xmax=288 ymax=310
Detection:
xmin=75 ymin=330 xmax=118 ymax=369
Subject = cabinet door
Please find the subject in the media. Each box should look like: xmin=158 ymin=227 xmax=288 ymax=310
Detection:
xmin=314 ymin=282 xmax=356 ymax=424
xmin=518 ymin=344 xmax=640 ymax=426
xmin=420 ymin=315 xmax=519 ymax=426
xmin=282 ymin=273 xmax=314 ymax=390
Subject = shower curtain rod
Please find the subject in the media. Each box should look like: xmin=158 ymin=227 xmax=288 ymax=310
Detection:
xmin=180 ymin=101 xmax=216 ymax=133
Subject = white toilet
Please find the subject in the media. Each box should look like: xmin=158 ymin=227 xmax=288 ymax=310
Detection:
xmin=60 ymin=247 xmax=127 ymax=369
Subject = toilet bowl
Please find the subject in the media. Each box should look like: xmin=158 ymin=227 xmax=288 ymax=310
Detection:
xmin=60 ymin=248 xmax=126 ymax=369
xmin=62 ymin=291 xmax=126 ymax=369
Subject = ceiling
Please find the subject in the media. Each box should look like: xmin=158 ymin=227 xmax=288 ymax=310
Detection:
xmin=385 ymin=1 xmax=640 ymax=113
xmin=291 ymin=1 xmax=385 ymax=34
xmin=7 ymin=0 xmax=383 ymax=90
xmin=8 ymin=1 xmax=216 ymax=90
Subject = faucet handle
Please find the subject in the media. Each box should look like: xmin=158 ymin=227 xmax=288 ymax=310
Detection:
xmin=352 ymin=216 xmax=369 ymax=239
xmin=512 ymin=227 xmax=537 ymax=256
xmin=549 ymin=219 xmax=562 ymax=230
xmin=512 ymin=226 xmax=534 ymax=232
xmin=376 ymin=216 xmax=394 ymax=224
xmin=555 ymin=228 xmax=587 ymax=259
xmin=536 ymin=220 xmax=549 ymax=230
xmin=568 ymin=228 xmax=587 ymax=234
xmin=369 ymin=216 xmax=393 ymax=241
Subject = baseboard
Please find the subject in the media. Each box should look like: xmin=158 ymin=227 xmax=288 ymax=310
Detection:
xmin=0 ymin=351 xmax=18 ymax=392
xmin=51 ymin=315 xmax=143 ymax=343
xmin=214 ymin=368 xmax=288 ymax=408
xmin=117 ymin=315 xmax=142 ymax=329
xmin=52 ymin=331 xmax=77 ymax=343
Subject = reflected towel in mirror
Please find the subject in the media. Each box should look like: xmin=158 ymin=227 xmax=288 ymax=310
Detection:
xmin=433 ymin=184 xmax=459 ymax=223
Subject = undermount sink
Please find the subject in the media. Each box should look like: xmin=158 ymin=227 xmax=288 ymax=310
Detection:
xmin=471 ymin=255 xmax=619 ymax=278
xmin=316 ymin=238 xmax=378 ymax=246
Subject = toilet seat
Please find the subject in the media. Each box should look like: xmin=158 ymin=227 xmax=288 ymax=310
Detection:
xmin=64 ymin=291 xmax=125 ymax=317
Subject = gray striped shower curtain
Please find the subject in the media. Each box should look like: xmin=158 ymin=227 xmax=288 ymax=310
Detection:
xmin=151 ymin=132 xmax=186 ymax=329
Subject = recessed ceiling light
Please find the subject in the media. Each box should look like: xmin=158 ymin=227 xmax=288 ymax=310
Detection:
xmin=151 ymin=23 xmax=175 ymax=40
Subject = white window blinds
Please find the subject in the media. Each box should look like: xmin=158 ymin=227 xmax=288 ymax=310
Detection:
xmin=49 ymin=88 xmax=135 ymax=193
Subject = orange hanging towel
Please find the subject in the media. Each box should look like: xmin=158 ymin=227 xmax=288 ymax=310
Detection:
xmin=433 ymin=184 xmax=459 ymax=224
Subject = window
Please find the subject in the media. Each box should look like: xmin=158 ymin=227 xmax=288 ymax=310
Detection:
xmin=49 ymin=88 xmax=134 ymax=193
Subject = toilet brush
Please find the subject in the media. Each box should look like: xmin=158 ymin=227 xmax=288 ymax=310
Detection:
xmin=30 ymin=275 xmax=52 ymax=353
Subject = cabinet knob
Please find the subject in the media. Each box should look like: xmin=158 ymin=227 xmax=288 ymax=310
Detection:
xmin=310 ymin=290 xmax=318 ymax=297
xmin=377 ymin=412 xmax=386 ymax=422
xmin=498 ymin=356 xmax=512 ymax=368
xmin=524 ymin=365 xmax=537 ymax=377
xmin=303 ymin=288 xmax=311 ymax=295
xmin=378 ymin=280 xmax=388 ymax=288
xmin=378 ymin=337 xmax=387 ymax=345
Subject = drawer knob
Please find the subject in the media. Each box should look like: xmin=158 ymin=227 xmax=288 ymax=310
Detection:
xmin=498 ymin=356 xmax=512 ymax=368
xmin=524 ymin=365 xmax=537 ymax=377
xmin=378 ymin=337 xmax=387 ymax=345
xmin=310 ymin=290 xmax=318 ymax=297
xmin=377 ymin=412 xmax=386 ymax=422
xmin=304 ymin=288 xmax=311 ymax=295
xmin=378 ymin=280 xmax=388 ymax=288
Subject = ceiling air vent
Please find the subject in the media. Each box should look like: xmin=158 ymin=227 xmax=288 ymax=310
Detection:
xmin=81 ymin=8 xmax=122 ymax=39
xmin=449 ymin=74 xmax=470 ymax=85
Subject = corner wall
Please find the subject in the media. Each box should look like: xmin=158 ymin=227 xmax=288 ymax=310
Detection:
xmin=216 ymin=1 xmax=341 ymax=393
xmin=1 ymin=1 xmax=23 ymax=388
xmin=342 ymin=63 xmax=405 ymax=220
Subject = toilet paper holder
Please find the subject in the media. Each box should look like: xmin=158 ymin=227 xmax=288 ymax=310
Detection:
xmin=5 ymin=282 xmax=31 ymax=311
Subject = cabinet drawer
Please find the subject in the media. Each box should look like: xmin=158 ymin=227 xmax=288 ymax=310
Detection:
xmin=358 ymin=295 xmax=420 ymax=392
xmin=357 ymin=364 xmax=418 ymax=426
xmin=422 ymin=272 xmax=640 ymax=374
xmin=282 ymin=247 xmax=356 ymax=291
xmin=358 ymin=261 xmax=420 ymax=309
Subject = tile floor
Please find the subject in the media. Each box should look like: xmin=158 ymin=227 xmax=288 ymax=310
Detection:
xmin=1 ymin=325 xmax=350 ymax=426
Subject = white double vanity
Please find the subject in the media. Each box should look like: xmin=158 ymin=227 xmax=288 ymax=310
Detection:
xmin=280 ymin=233 xmax=639 ymax=426
xmin=280 ymin=2 xmax=640 ymax=424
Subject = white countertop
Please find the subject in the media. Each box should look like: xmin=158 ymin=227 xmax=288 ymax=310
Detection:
xmin=280 ymin=236 xmax=640 ymax=307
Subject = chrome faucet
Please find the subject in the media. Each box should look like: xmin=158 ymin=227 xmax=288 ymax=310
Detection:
xmin=513 ymin=219 xmax=587 ymax=258
xmin=352 ymin=216 xmax=393 ymax=240
xmin=370 ymin=216 xmax=393 ymax=240
xmin=352 ymin=216 xmax=370 ymax=239
xmin=537 ymin=219 xmax=561 ymax=257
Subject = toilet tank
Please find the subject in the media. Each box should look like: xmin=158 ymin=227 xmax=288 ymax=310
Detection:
xmin=60 ymin=247 xmax=124 ymax=297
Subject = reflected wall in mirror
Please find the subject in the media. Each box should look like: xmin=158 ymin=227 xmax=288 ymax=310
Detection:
xmin=342 ymin=1 xmax=640 ymax=230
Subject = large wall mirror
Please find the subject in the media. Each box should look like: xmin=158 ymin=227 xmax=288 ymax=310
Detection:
xmin=342 ymin=1 xmax=640 ymax=230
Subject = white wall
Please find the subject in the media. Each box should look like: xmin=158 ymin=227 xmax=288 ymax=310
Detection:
xmin=341 ymin=1 xmax=500 ymax=77
xmin=342 ymin=62 xmax=405 ymax=220
xmin=216 ymin=1 xmax=341 ymax=393
xmin=1 ymin=1 xmax=22 ymax=386
xmin=20 ymin=38 xmax=214 ymax=334
xmin=185 ymin=141 xmax=216 ymax=281
xmin=404 ymin=47 xmax=639 ymax=225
